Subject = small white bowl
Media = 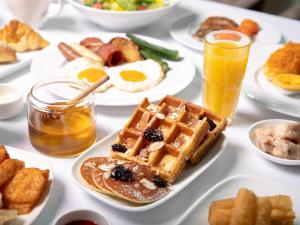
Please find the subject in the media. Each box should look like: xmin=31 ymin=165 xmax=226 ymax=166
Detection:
xmin=248 ymin=119 xmax=300 ymax=166
xmin=67 ymin=0 xmax=181 ymax=31
xmin=0 ymin=84 xmax=24 ymax=120
xmin=53 ymin=209 xmax=111 ymax=225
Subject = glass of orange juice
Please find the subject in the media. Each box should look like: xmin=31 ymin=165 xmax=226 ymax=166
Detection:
xmin=202 ymin=30 xmax=251 ymax=123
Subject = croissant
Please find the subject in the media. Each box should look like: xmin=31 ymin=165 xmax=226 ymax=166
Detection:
xmin=0 ymin=20 xmax=49 ymax=52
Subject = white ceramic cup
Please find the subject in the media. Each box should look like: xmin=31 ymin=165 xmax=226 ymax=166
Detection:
xmin=5 ymin=0 xmax=63 ymax=28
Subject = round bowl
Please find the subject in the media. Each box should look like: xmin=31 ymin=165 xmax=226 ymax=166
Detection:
xmin=53 ymin=209 xmax=111 ymax=225
xmin=0 ymin=84 xmax=24 ymax=120
xmin=67 ymin=0 xmax=181 ymax=31
xmin=248 ymin=119 xmax=300 ymax=166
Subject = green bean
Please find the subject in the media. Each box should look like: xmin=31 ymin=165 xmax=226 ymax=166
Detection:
xmin=140 ymin=49 xmax=169 ymax=73
xmin=127 ymin=33 xmax=180 ymax=61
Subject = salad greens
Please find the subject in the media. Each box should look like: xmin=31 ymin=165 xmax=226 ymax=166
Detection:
xmin=82 ymin=0 xmax=164 ymax=11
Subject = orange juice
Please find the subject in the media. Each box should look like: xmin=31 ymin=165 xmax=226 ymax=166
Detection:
xmin=203 ymin=31 xmax=251 ymax=122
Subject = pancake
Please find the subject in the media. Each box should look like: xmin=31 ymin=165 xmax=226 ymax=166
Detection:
xmin=103 ymin=161 xmax=170 ymax=204
xmin=80 ymin=157 xmax=114 ymax=194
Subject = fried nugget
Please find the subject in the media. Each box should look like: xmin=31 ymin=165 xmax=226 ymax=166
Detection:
xmin=263 ymin=42 xmax=300 ymax=78
xmin=0 ymin=145 xmax=9 ymax=164
xmin=2 ymin=168 xmax=49 ymax=215
xmin=0 ymin=159 xmax=24 ymax=187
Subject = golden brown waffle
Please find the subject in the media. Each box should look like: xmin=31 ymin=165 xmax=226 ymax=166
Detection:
xmin=111 ymin=96 xmax=220 ymax=183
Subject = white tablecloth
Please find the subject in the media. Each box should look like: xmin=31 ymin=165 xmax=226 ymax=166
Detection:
xmin=0 ymin=1 xmax=300 ymax=224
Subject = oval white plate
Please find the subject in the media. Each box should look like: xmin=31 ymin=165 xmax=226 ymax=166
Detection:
xmin=248 ymin=119 xmax=300 ymax=166
xmin=31 ymin=33 xmax=196 ymax=106
xmin=170 ymin=13 xmax=281 ymax=52
xmin=71 ymin=130 xmax=227 ymax=212
xmin=176 ymin=175 xmax=300 ymax=225
xmin=243 ymin=45 xmax=300 ymax=118
xmin=4 ymin=146 xmax=53 ymax=225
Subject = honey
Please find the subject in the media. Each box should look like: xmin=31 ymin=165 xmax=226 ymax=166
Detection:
xmin=27 ymin=78 xmax=97 ymax=157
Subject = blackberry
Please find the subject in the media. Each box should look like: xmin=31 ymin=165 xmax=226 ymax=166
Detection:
xmin=144 ymin=128 xmax=164 ymax=142
xmin=111 ymin=144 xmax=128 ymax=153
xmin=199 ymin=115 xmax=216 ymax=131
xmin=111 ymin=165 xmax=134 ymax=182
xmin=153 ymin=175 xmax=167 ymax=188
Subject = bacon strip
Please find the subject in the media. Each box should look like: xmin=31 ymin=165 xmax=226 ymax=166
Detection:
xmin=96 ymin=43 xmax=124 ymax=67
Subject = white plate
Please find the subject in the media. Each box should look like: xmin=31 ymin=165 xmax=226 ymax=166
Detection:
xmin=4 ymin=146 xmax=53 ymax=225
xmin=248 ymin=119 xmax=300 ymax=166
xmin=243 ymin=45 xmax=300 ymax=118
xmin=0 ymin=13 xmax=50 ymax=80
xmin=176 ymin=175 xmax=300 ymax=225
xmin=170 ymin=13 xmax=281 ymax=52
xmin=71 ymin=130 xmax=227 ymax=212
xmin=30 ymin=33 xmax=196 ymax=106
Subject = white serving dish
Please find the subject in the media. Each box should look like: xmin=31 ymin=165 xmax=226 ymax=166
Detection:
xmin=53 ymin=209 xmax=111 ymax=225
xmin=0 ymin=84 xmax=24 ymax=119
xmin=5 ymin=146 xmax=54 ymax=225
xmin=67 ymin=0 xmax=181 ymax=31
xmin=170 ymin=12 xmax=281 ymax=51
xmin=31 ymin=33 xmax=195 ymax=106
xmin=176 ymin=175 xmax=300 ymax=225
xmin=71 ymin=130 xmax=227 ymax=212
xmin=248 ymin=119 xmax=300 ymax=166
xmin=243 ymin=45 xmax=300 ymax=118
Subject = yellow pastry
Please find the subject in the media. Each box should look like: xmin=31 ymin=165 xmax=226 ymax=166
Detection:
xmin=0 ymin=20 xmax=49 ymax=52
xmin=271 ymin=73 xmax=300 ymax=91
xmin=0 ymin=42 xmax=16 ymax=64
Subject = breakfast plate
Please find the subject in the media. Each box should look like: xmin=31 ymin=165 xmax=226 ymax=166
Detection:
xmin=30 ymin=33 xmax=196 ymax=106
xmin=170 ymin=13 xmax=281 ymax=52
xmin=0 ymin=13 xmax=50 ymax=80
xmin=71 ymin=130 xmax=227 ymax=212
xmin=175 ymin=175 xmax=300 ymax=225
xmin=248 ymin=119 xmax=300 ymax=166
xmin=243 ymin=45 xmax=300 ymax=118
xmin=4 ymin=146 xmax=53 ymax=225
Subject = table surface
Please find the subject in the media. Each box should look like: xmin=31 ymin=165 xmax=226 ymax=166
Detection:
xmin=1 ymin=1 xmax=300 ymax=225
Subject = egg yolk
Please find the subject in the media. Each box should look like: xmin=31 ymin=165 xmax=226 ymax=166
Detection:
xmin=120 ymin=70 xmax=146 ymax=82
xmin=77 ymin=68 xmax=107 ymax=83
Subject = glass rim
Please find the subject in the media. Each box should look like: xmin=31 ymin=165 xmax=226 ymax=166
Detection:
xmin=204 ymin=30 xmax=252 ymax=49
xmin=28 ymin=77 xmax=94 ymax=109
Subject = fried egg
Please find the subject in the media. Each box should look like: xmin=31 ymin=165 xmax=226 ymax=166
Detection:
xmin=60 ymin=57 xmax=112 ymax=92
xmin=108 ymin=59 xmax=164 ymax=92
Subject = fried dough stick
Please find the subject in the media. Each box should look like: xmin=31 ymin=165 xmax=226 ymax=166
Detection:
xmin=209 ymin=195 xmax=295 ymax=225
xmin=230 ymin=188 xmax=257 ymax=225
xmin=0 ymin=159 xmax=24 ymax=187
xmin=0 ymin=145 xmax=9 ymax=164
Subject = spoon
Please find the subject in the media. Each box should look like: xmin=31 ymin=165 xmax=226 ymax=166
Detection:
xmin=48 ymin=75 xmax=109 ymax=111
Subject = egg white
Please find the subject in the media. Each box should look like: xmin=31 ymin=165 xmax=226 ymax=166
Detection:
xmin=108 ymin=59 xmax=164 ymax=92
xmin=60 ymin=57 xmax=112 ymax=92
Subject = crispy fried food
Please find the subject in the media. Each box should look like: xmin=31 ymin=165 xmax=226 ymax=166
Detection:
xmin=230 ymin=188 xmax=257 ymax=225
xmin=110 ymin=37 xmax=142 ymax=63
xmin=208 ymin=190 xmax=295 ymax=225
xmin=263 ymin=42 xmax=300 ymax=78
xmin=0 ymin=145 xmax=9 ymax=164
xmin=0 ymin=159 xmax=24 ymax=187
xmin=2 ymin=168 xmax=49 ymax=214
xmin=0 ymin=20 xmax=49 ymax=52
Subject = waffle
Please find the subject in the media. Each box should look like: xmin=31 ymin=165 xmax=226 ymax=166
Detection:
xmin=111 ymin=96 xmax=226 ymax=183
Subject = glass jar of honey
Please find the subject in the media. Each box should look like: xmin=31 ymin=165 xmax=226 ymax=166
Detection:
xmin=27 ymin=78 xmax=96 ymax=157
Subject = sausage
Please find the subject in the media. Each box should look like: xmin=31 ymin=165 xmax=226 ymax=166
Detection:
xmin=80 ymin=37 xmax=104 ymax=53
xmin=96 ymin=43 xmax=124 ymax=66
xmin=58 ymin=42 xmax=81 ymax=61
